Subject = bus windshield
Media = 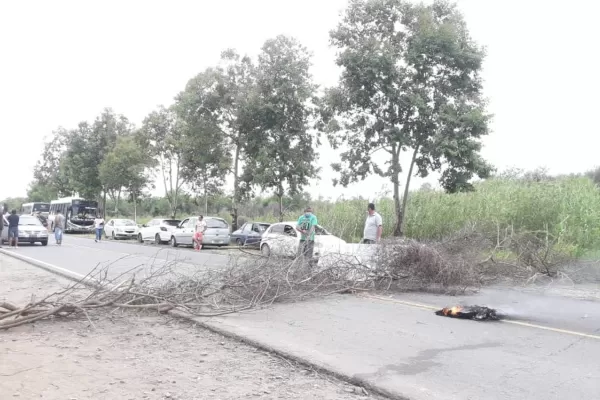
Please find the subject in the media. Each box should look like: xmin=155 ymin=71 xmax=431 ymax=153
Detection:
xmin=32 ymin=203 xmax=50 ymax=213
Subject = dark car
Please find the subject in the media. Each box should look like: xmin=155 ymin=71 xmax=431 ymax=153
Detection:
xmin=230 ymin=222 xmax=271 ymax=247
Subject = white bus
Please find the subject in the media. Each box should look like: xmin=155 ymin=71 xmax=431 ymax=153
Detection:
xmin=48 ymin=197 xmax=99 ymax=233
xmin=20 ymin=202 xmax=51 ymax=216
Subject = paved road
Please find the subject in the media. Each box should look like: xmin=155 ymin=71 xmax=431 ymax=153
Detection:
xmin=0 ymin=235 xmax=237 ymax=279
xmin=2 ymin=235 xmax=599 ymax=400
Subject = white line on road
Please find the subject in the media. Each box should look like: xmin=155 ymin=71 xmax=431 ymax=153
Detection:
xmin=0 ymin=248 xmax=87 ymax=281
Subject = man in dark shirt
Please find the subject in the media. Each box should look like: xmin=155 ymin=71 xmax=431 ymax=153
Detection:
xmin=7 ymin=210 xmax=20 ymax=248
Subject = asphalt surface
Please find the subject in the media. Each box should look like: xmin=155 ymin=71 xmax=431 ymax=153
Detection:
xmin=0 ymin=235 xmax=240 ymax=279
xmin=2 ymin=234 xmax=599 ymax=400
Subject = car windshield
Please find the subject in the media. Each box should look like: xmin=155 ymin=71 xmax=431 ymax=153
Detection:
xmin=19 ymin=216 xmax=42 ymax=226
xmin=163 ymin=220 xmax=180 ymax=226
xmin=115 ymin=220 xmax=136 ymax=226
xmin=206 ymin=219 xmax=228 ymax=229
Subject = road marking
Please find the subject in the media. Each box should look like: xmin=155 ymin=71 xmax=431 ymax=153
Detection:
xmin=362 ymin=293 xmax=600 ymax=341
xmin=0 ymin=249 xmax=87 ymax=281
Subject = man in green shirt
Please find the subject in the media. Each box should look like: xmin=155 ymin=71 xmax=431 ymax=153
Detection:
xmin=296 ymin=206 xmax=317 ymax=262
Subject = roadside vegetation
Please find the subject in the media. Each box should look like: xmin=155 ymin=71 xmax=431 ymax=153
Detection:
xmin=1 ymin=0 xmax=598 ymax=288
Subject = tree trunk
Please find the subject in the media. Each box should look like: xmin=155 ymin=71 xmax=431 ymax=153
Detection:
xmin=114 ymin=189 xmax=121 ymax=215
xmin=231 ymin=140 xmax=241 ymax=231
xmin=398 ymin=146 xmax=420 ymax=237
xmin=391 ymin=146 xmax=402 ymax=237
xmin=278 ymin=193 xmax=284 ymax=222
xmin=102 ymin=191 xmax=107 ymax=219
xmin=203 ymin=179 xmax=209 ymax=216
xmin=133 ymin=192 xmax=137 ymax=223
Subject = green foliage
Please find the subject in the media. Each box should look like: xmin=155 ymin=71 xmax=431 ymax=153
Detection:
xmin=99 ymin=135 xmax=154 ymax=205
xmin=62 ymin=109 xmax=132 ymax=200
xmin=242 ymin=35 xmax=320 ymax=221
xmin=139 ymin=106 xmax=186 ymax=217
xmin=323 ymin=0 xmax=492 ymax=235
xmin=32 ymin=128 xmax=72 ymax=197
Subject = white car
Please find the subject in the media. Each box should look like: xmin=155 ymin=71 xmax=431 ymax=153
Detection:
xmin=259 ymin=221 xmax=347 ymax=258
xmin=137 ymin=218 xmax=181 ymax=244
xmin=104 ymin=219 xmax=139 ymax=240
xmin=1 ymin=214 xmax=49 ymax=246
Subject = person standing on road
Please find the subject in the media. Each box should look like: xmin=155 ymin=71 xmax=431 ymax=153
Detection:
xmin=94 ymin=214 xmax=105 ymax=242
xmin=7 ymin=210 xmax=20 ymax=249
xmin=296 ymin=207 xmax=318 ymax=263
xmin=194 ymin=215 xmax=207 ymax=251
xmin=54 ymin=210 xmax=66 ymax=245
xmin=362 ymin=203 xmax=383 ymax=244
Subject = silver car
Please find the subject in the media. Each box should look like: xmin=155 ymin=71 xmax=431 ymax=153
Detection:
xmin=2 ymin=214 xmax=49 ymax=246
xmin=170 ymin=216 xmax=230 ymax=248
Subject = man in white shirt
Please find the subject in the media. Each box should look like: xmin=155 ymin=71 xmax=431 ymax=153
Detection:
xmin=362 ymin=203 xmax=383 ymax=244
xmin=194 ymin=215 xmax=207 ymax=251
xmin=94 ymin=215 xmax=105 ymax=242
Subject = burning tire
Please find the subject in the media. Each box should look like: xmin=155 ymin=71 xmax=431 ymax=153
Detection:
xmin=435 ymin=305 xmax=500 ymax=321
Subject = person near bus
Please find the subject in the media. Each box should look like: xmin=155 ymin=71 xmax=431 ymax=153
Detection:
xmin=7 ymin=210 xmax=20 ymax=248
xmin=94 ymin=215 xmax=105 ymax=242
xmin=54 ymin=210 xmax=65 ymax=245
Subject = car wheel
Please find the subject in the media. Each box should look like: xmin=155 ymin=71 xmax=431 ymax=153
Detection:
xmin=155 ymin=234 xmax=162 ymax=245
xmin=137 ymin=233 xmax=143 ymax=243
xmin=41 ymin=240 xmax=48 ymax=246
xmin=261 ymin=243 xmax=271 ymax=257
xmin=170 ymin=236 xmax=178 ymax=247
xmin=236 ymin=238 xmax=243 ymax=246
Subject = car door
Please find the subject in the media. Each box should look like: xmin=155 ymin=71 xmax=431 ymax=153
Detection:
xmin=247 ymin=223 xmax=263 ymax=244
xmin=262 ymin=224 xmax=283 ymax=254
xmin=173 ymin=219 xmax=189 ymax=244
xmin=281 ymin=224 xmax=299 ymax=257
xmin=141 ymin=219 xmax=155 ymax=240
xmin=105 ymin=220 xmax=115 ymax=237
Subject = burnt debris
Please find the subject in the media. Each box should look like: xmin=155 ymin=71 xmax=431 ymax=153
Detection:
xmin=435 ymin=305 xmax=500 ymax=321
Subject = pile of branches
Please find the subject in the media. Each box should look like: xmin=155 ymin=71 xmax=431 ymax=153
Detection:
xmin=2 ymin=235 xmax=494 ymax=330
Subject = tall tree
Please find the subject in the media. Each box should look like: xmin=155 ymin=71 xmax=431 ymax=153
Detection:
xmin=99 ymin=135 xmax=154 ymax=220
xmin=175 ymin=105 xmax=231 ymax=216
xmin=324 ymin=0 xmax=491 ymax=236
xmin=32 ymin=127 xmax=72 ymax=198
xmin=62 ymin=109 xmax=131 ymax=214
xmin=139 ymin=106 xmax=186 ymax=218
xmin=242 ymin=35 xmax=319 ymax=221
xmin=176 ymin=53 xmax=257 ymax=230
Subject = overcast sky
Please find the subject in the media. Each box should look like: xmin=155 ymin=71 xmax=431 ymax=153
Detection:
xmin=1 ymin=0 xmax=598 ymax=201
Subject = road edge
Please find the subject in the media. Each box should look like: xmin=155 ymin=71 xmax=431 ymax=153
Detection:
xmin=0 ymin=249 xmax=406 ymax=400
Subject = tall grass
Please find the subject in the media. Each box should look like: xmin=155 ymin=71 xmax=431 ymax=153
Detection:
xmin=114 ymin=176 xmax=600 ymax=254
xmin=291 ymin=176 xmax=600 ymax=255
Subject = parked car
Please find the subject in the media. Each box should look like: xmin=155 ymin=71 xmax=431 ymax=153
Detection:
xmin=170 ymin=216 xmax=230 ymax=248
xmin=259 ymin=221 xmax=346 ymax=258
xmin=230 ymin=222 xmax=271 ymax=247
xmin=104 ymin=219 xmax=139 ymax=240
xmin=137 ymin=218 xmax=181 ymax=244
xmin=1 ymin=215 xmax=49 ymax=246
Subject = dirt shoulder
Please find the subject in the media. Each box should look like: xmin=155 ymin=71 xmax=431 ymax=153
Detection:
xmin=0 ymin=255 xmax=378 ymax=400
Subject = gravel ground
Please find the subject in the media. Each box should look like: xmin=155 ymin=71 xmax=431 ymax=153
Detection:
xmin=0 ymin=255 xmax=381 ymax=400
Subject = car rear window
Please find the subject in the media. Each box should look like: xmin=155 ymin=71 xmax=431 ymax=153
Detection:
xmin=206 ymin=219 xmax=228 ymax=229
xmin=19 ymin=216 xmax=42 ymax=226
xmin=163 ymin=220 xmax=180 ymax=227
